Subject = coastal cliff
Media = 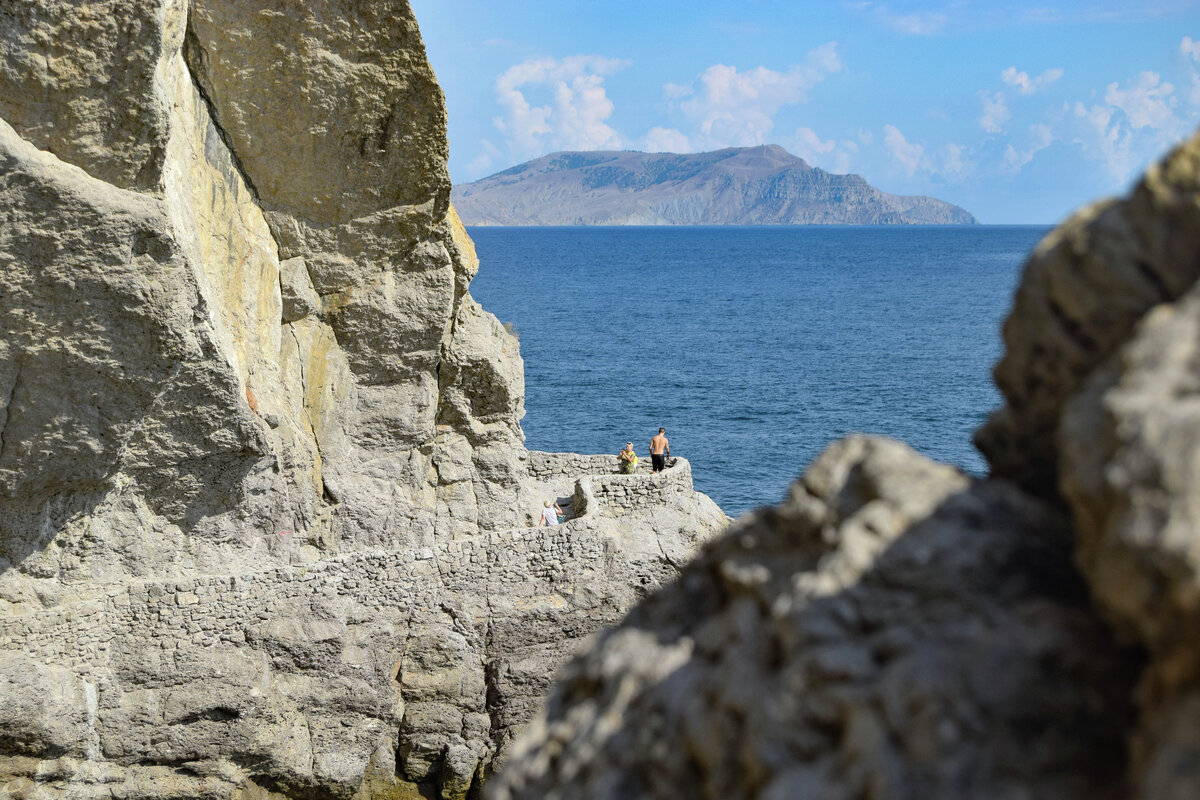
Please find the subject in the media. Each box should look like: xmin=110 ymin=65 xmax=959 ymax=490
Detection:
xmin=0 ymin=2 xmax=726 ymax=797
xmin=452 ymin=146 xmax=977 ymax=226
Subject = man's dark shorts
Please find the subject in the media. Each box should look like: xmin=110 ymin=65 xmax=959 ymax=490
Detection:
xmin=651 ymin=453 xmax=666 ymax=472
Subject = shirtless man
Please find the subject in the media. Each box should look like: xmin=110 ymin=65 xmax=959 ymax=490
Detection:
xmin=650 ymin=428 xmax=670 ymax=473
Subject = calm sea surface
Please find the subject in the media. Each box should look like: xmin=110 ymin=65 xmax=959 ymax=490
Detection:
xmin=468 ymin=226 xmax=1051 ymax=516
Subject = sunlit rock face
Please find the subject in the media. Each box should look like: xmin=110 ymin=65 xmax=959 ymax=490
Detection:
xmin=0 ymin=2 xmax=728 ymax=797
xmin=495 ymin=132 xmax=1200 ymax=800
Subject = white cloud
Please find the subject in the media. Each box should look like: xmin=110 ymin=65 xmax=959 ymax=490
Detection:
xmin=847 ymin=2 xmax=948 ymax=34
xmin=668 ymin=43 xmax=844 ymax=148
xmin=663 ymin=82 xmax=693 ymax=100
xmin=1063 ymin=70 xmax=1189 ymax=181
xmin=491 ymin=55 xmax=629 ymax=160
xmin=1003 ymin=123 xmax=1055 ymax=171
xmin=883 ymin=124 xmax=925 ymax=176
xmin=792 ymin=126 xmax=836 ymax=159
xmin=884 ymin=12 xmax=949 ymax=35
xmin=1182 ymin=35 xmax=1200 ymax=61
xmin=1181 ymin=37 xmax=1200 ymax=108
xmin=979 ymin=91 xmax=1010 ymax=133
xmin=1071 ymin=100 xmax=1135 ymax=179
xmin=939 ymin=143 xmax=966 ymax=176
xmin=1103 ymin=71 xmax=1177 ymax=130
xmin=643 ymin=127 xmax=691 ymax=153
xmin=1001 ymin=66 xmax=1064 ymax=95
xmin=789 ymin=126 xmax=856 ymax=171
xmin=466 ymin=139 xmax=504 ymax=177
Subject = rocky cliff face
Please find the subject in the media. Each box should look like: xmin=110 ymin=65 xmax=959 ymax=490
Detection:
xmin=494 ymin=132 xmax=1200 ymax=800
xmin=452 ymin=145 xmax=977 ymax=226
xmin=0 ymin=2 xmax=726 ymax=797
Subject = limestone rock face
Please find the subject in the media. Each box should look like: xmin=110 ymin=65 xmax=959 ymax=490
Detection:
xmin=0 ymin=1 xmax=728 ymax=797
xmin=493 ymin=438 xmax=1138 ymax=800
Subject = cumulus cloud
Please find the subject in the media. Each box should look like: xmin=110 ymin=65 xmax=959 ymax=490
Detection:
xmin=643 ymin=127 xmax=691 ymax=153
xmin=979 ymin=91 xmax=1011 ymax=133
xmin=1071 ymin=100 xmax=1135 ymax=179
xmin=668 ymin=43 xmax=844 ymax=148
xmin=1103 ymin=71 xmax=1177 ymax=130
xmin=491 ymin=55 xmax=629 ymax=162
xmin=788 ymin=126 xmax=855 ymax=171
xmin=1001 ymin=66 xmax=1065 ymax=95
xmin=1003 ymin=123 xmax=1055 ymax=171
xmin=883 ymin=124 xmax=925 ymax=176
xmin=939 ymin=143 xmax=967 ymax=176
xmin=792 ymin=126 xmax=836 ymax=158
xmin=1062 ymin=70 xmax=1189 ymax=181
xmin=1182 ymin=37 xmax=1200 ymax=107
xmin=1182 ymin=35 xmax=1200 ymax=61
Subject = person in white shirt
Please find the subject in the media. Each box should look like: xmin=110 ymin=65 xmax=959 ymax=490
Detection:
xmin=538 ymin=499 xmax=563 ymax=526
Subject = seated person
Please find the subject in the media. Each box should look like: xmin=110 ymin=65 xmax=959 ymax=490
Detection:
xmin=537 ymin=499 xmax=563 ymax=527
xmin=617 ymin=442 xmax=639 ymax=474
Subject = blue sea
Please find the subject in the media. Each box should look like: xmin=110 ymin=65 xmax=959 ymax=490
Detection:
xmin=468 ymin=226 xmax=1051 ymax=517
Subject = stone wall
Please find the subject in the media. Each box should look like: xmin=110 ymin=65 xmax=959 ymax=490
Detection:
xmin=525 ymin=451 xmax=617 ymax=479
xmin=0 ymin=524 xmax=603 ymax=673
xmin=577 ymin=463 xmax=694 ymax=516
xmin=524 ymin=451 xmax=699 ymax=519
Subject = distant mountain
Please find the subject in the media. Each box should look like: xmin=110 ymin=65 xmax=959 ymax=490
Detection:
xmin=451 ymin=145 xmax=977 ymax=226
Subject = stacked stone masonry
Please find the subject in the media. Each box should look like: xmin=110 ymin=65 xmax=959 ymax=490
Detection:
xmin=526 ymin=451 xmax=694 ymax=517
xmin=0 ymin=456 xmax=697 ymax=672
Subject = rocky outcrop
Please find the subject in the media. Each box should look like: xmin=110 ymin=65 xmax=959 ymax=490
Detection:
xmin=494 ymin=132 xmax=1200 ymax=800
xmin=494 ymin=438 xmax=1139 ymax=800
xmin=0 ymin=1 xmax=727 ymax=797
xmin=452 ymin=146 xmax=977 ymax=226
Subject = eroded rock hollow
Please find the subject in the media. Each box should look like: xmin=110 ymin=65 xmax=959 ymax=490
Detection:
xmin=0 ymin=2 xmax=726 ymax=797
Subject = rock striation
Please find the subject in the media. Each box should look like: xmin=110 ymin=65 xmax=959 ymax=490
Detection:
xmin=452 ymin=146 xmax=977 ymax=226
xmin=494 ymin=132 xmax=1200 ymax=800
xmin=0 ymin=2 xmax=726 ymax=798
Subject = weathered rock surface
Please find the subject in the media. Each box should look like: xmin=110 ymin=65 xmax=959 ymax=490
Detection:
xmin=495 ymin=131 xmax=1200 ymax=800
xmin=494 ymin=438 xmax=1139 ymax=800
xmin=976 ymin=134 xmax=1200 ymax=496
xmin=452 ymin=146 xmax=977 ymax=226
xmin=0 ymin=1 xmax=727 ymax=797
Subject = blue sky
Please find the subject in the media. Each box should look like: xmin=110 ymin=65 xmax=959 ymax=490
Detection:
xmin=410 ymin=1 xmax=1200 ymax=223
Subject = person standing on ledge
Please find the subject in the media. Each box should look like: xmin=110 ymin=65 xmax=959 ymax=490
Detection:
xmin=650 ymin=428 xmax=670 ymax=473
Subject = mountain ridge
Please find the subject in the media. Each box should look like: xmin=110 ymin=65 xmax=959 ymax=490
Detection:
xmin=453 ymin=144 xmax=977 ymax=226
